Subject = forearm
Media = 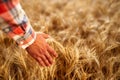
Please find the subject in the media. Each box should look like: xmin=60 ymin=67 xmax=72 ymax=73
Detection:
xmin=0 ymin=0 xmax=36 ymax=49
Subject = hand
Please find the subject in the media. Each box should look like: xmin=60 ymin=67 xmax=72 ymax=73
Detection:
xmin=26 ymin=33 xmax=58 ymax=67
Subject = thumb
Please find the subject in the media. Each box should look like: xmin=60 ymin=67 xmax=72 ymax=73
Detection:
xmin=36 ymin=32 xmax=50 ymax=39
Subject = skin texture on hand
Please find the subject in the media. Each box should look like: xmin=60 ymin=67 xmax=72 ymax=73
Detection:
xmin=26 ymin=33 xmax=58 ymax=67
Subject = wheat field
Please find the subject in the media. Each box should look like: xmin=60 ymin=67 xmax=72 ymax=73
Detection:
xmin=0 ymin=0 xmax=120 ymax=80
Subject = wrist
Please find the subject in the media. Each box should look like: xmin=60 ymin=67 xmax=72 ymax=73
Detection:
xmin=17 ymin=28 xmax=37 ymax=49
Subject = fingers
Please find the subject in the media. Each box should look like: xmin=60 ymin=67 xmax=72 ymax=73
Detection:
xmin=30 ymin=53 xmax=46 ymax=67
xmin=37 ymin=58 xmax=46 ymax=67
xmin=37 ymin=51 xmax=54 ymax=67
xmin=36 ymin=32 xmax=50 ymax=39
xmin=47 ymin=44 xmax=58 ymax=57
xmin=44 ymin=51 xmax=53 ymax=64
xmin=26 ymin=33 xmax=57 ymax=67
xmin=40 ymin=55 xmax=51 ymax=66
xmin=41 ymin=33 xmax=50 ymax=39
xmin=30 ymin=51 xmax=52 ymax=67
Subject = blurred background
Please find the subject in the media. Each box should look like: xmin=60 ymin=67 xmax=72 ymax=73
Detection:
xmin=0 ymin=0 xmax=120 ymax=80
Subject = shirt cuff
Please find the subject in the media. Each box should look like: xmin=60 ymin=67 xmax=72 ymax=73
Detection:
xmin=15 ymin=27 xmax=36 ymax=49
xmin=21 ymin=32 xmax=36 ymax=49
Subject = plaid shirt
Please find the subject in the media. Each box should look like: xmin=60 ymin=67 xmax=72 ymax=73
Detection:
xmin=0 ymin=0 xmax=36 ymax=49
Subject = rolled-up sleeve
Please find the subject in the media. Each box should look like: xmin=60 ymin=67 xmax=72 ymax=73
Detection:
xmin=0 ymin=0 xmax=36 ymax=49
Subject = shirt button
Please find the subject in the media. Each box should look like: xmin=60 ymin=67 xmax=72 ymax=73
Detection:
xmin=5 ymin=28 xmax=9 ymax=32
xmin=20 ymin=41 xmax=23 ymax=44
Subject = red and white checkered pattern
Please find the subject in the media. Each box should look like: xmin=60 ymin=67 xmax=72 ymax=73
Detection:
xmin=0 ymin=0 xmax=36 ymax=49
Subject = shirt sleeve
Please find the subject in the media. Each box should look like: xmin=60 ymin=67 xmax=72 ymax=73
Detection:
xmin=0 ymin=0 xmax=36 ymax=49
